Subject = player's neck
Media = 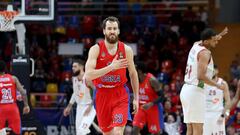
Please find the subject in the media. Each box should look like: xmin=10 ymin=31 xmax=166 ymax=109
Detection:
xmin=201 ymin=42 xmax=211 ymax=49
xmin=213 ymin=76 xmax=218 ymax=82
xmin=139 ymin=74 xmax=146 ymax=82
xmin=105 ymin=40 xmax=118 ymax=50
xmin=77 ymin=72 xmax=84 ymax=81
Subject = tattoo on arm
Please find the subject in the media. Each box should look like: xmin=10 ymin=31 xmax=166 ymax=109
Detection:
xmin=13 ymin=76 xmax=28 ymax=106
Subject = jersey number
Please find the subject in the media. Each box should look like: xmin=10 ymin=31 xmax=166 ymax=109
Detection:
xmin=185 ymin=64 xmax=192 ymax=79
xmin=209 ymin=90 xmax=216 ymax=96
xmin=1 ymin=88 xmax=13 ymax=100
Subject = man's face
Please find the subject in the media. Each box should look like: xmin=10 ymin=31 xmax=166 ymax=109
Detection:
xmin=208 ymin=36 xmax=219 ymax=48
xmin=103 ymin=21 xmax=119 ymax=44
xmin=72 ymin=63 xmax=81 ymax=76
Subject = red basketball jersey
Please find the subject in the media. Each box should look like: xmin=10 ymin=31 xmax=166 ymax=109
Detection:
xmin=0 ymin=74 xmax=17 ymax=104
xmin=139 ymin=73 xmax=158 ymax=105
xmin=94 ymin=40 xmax=127 ymax=89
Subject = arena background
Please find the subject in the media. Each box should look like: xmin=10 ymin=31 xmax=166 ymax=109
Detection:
xmin=0 ymin=0 xmax=239 ymax=135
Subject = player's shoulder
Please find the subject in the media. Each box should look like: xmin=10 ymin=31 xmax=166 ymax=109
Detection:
xmin=90 ymin=44 xmax=100 ymax=50
xmin=123 ymin=44 xmax=133 ymax=53
xmin=11 ymin=75 xmax=18 ymax=82
xmin=198 ymin=48 xmax=211 ymax=56
xmin=89 ymin=44 xmax=100 ymax=54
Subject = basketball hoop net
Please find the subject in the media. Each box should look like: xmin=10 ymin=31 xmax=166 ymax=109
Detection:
xmin=0 ymin=10 xmax=19 ymax=31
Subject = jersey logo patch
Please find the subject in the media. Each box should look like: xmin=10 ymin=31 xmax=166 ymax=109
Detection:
xmin=113 ymin=114 xmax=123 ymax=124
xmin=119 ymin=52 xmax=124 ymax=59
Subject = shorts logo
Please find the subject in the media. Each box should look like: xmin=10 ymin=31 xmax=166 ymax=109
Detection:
xmin=113 ymin=114 xmax=123 ymax=124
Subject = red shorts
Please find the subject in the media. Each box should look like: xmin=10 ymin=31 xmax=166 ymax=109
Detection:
xmin=133 ymin=104 xmax=162 ymax=133
xmin=0 ymin=103 xmax=21 ymax=134
xmin=94 ymin=86 xmax=130 ymax=132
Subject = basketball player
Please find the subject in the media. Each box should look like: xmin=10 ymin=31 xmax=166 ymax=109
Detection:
xmin=203 ymin=65 xmax=231 ymax=135
xmin=85 ymin=16 xmax=139 ymax=135
xmin=0 ymin=60 xmax=30 ymax=135
xmin=180 ymin=27 xmax=228 ymax=135
xmin=132 ymin=62 xmax=164 ymax=135
xmin=63 ymin=59 xmax=96 ymax=135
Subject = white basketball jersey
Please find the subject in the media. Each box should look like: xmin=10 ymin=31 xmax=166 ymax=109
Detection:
xmin=72 ymin=77 xmax=92 ymax=105
xmin=184 ymin=41 xmax=214 ymax=88
xmin=206 ymin=78 xmax=224 ymax=112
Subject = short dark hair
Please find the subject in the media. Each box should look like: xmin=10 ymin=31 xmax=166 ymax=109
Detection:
xmin=102 ymin=16 xmax=120 ymax=29
xmin=0 ymin=60 xmax=6 ymax=73
xmin=72 ymin=59 xmax=85 ymax=66
xmin=214 ymin=64 xmax=218 ymax=69
xmin=135 ymin=61 xmax=147 ymax=73
xmin=200 ymin=28 xmax=217 ymax=41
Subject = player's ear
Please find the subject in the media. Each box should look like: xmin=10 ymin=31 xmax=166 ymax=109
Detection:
xmin=203 ymin=40 xmax=208 ymax=44
xmin=117 ymin=29 xmax=120 ymax=35
xmin=103 ymin=29 xmax=106 ymax=35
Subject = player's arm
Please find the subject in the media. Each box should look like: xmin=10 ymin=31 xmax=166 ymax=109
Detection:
xmin=197 ymin=50 xmax=224 ymax=90
xmin=13 ymin=76 xmax=30 ymax=114
xmin=64 ymin=78 xmax=76 ymax=116
xmin=125 ymin=45 xmax=139 ymax=114
xmin=142 ymin=76 xmax=163 ymax=110
xmin=83 ymin=80 xmax=95 ymax=116
xmin=222 ymin=80 xmax=231 ymax=117
xmin=85 ymin=45 xmax=128 ymax=81
xmin=86 ymin=79 xmax=95 ymax=105
xmin=150 ymin=77 xmax=164 ymax=105
xmin=213 ymin=27 xmax=228 ymax=41
xmin=13 ymin=76 xmax=28 ymax=107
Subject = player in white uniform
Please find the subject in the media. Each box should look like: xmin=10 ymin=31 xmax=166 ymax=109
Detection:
xmin=63 ymin=59 xmax=96 ymax=135
xmin=203 ymin=65 xmax=231 ymax=135
xmin=180 ymin=27 xmax=228 ymax=135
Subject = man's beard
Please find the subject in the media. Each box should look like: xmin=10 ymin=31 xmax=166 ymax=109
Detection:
xmin=106 ymin=34 xmax=118 ymax=44
xmin=72 ymin=70 xmax=80 ymax=77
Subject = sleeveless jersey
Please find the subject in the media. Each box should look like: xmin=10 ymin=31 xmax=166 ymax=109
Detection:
xmin=93 ymin=40 xmax=127 ymax=89
xmin=72 ymin=77 xmax=92 ymax=105
xmin=0 ymin=74 xmax=17 ymax=104
xmin=139 ymin=73 xmax=158 ymax=105
xmin=184 ymin=41 xmax=214 ymax=88
xmin=206 ymin=78 xmax=224 ymax=112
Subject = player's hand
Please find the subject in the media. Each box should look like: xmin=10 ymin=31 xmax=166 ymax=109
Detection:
xmin=217 ymin=83 xmax=225 ymax=90
xmin=83 ymin=104 xmax=92 ymax=116
xmin=132 ymin=98 xmax=139 ymax=114
xmin=23 ymin=105 xmax=30 ymax=114
xmin=63 ymin=105 xmax=72 ymax=116
xmin=141 ymin=102 xmax=153 ymax=110
xmin=110 ymin=54 xmax=128 ymax=70
xmin=219 ymin=27 xmax=228 ymax=36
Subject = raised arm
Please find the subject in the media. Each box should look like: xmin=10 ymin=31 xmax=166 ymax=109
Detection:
xmin=13 ymin=76 xmax=30 ymax=114
xmin=125 ymin=45 xmax=139 ymax=114
xmin=197 ymin=50 xmax=224 ymax=90
xmin=85 ymin=45 xmax=128 ymax=81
